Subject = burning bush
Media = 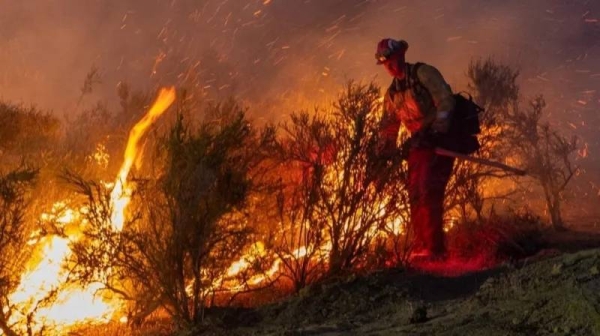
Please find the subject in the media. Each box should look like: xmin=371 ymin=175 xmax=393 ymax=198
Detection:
xmin=270 ymin=81 xmax=411 ymax=286
xmin=64 ymin=94 xmax=276 ymax=328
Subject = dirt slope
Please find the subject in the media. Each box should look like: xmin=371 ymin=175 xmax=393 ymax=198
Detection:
xmin=207 ymin=237 xmax=600 ymax=336
xmin=178 ymin=229 xmax=600 ymax=336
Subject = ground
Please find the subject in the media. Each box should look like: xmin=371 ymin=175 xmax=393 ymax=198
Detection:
xmin=197 ymin=229 xmax=600 ymax=336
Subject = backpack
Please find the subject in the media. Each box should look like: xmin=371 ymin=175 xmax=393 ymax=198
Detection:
xmin=452 ymin=92 xmax=483 ymax=136
xmin=411 ymin=63 xmax=484 ymax=155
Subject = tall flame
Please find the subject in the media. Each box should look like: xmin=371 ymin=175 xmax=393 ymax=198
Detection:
xmin=6 ymin=87 xmax=176 ymax=335
xmin=110 ymin=86 xmax=176 ymax=231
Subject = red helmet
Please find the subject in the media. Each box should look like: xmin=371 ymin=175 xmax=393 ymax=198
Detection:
xmin=375 ymin=38 xmax=408 ymax=64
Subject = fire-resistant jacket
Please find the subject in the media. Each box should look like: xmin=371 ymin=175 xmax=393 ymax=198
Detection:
xmin=379 ymin=62 xmax=455 ymax=144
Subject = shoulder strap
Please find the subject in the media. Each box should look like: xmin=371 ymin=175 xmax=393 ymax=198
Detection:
xmin=410 ymin=62 xmax=424 ymax=87
xmin=390 ymin=62 xmax=424 ymax=94
xmin=408 ymin=62 xmax=431 ymax=100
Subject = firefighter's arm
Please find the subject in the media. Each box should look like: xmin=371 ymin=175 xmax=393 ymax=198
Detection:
xmin=417 ymin=64 xmax=456 ymax=133
xmin=376 ymin=91 xmax=401 ymax=159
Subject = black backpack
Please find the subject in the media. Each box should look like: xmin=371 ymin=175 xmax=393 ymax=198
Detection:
xmin=411 ymin=63 xmax=484 ymax=155
xmin=444 ymin=92 xmax=484 ymax=154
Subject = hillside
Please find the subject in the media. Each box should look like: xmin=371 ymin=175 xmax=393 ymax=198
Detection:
xmin=201 ymin=230 xmax=600 ymax=336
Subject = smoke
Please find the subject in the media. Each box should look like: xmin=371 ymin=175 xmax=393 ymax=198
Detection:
xmin=1 ymin=0 xmax=598 ymax=109
xmin=1 ymin=0 xmax=599 ymax=218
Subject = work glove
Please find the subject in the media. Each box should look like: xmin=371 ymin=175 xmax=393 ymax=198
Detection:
xmin=408 ymin=129 xmax=440 ymax=149
xmin=431 ymin=110 xmax=451 ymax=134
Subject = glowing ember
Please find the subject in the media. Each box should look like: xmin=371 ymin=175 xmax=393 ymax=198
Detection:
xmin=87 ymin=143 xmax=110 ymax=169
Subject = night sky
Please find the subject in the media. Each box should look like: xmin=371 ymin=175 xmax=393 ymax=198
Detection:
xmin=0 ymin=0 xmax=599 ymax=219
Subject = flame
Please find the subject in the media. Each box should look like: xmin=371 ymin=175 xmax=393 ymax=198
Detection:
xmin=212 ymin=240 xmax=336 ymax=293
xmin=7 ymin=207 xmax=116 ymax=335
xmin=6 ymin=87 xmax=176 ymax=335
xmin=211 ymin=243 xmax=331 ymax=292
xmin=110 ymin=86 xmax=176 ymax=231
xmin=8 ymin=236 xmax=114 ymax=329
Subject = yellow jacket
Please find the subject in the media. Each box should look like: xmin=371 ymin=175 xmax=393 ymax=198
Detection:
xmin=379 ymin=63 xmax=455 ymax=142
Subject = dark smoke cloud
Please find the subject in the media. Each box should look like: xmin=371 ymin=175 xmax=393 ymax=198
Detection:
xmin=1 ymin=0 xmax=599 ymax=219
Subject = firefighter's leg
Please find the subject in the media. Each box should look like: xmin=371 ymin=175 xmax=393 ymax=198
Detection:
xmin=408 ymin=147 xmax=454 ymax=257
xmin=407 ymin=147 xmax=432 ymax=255
xmin=425 ymin=153 xmax=454 ymax=256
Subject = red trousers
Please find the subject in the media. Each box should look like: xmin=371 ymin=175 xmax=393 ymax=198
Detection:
xmin=408 ymin=147 xmax=454 ymax=256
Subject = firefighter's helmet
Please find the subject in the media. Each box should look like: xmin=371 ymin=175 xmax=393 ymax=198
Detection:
xmin=375 ymin=38 xmax=408 ymax=64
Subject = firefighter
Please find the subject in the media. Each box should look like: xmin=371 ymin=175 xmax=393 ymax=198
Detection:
xmin=375 ymin=38 xmax=455 ymax=261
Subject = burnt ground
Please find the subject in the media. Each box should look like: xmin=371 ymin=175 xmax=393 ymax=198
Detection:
xmin=198 ymin=228 xmax=600 ymax=336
